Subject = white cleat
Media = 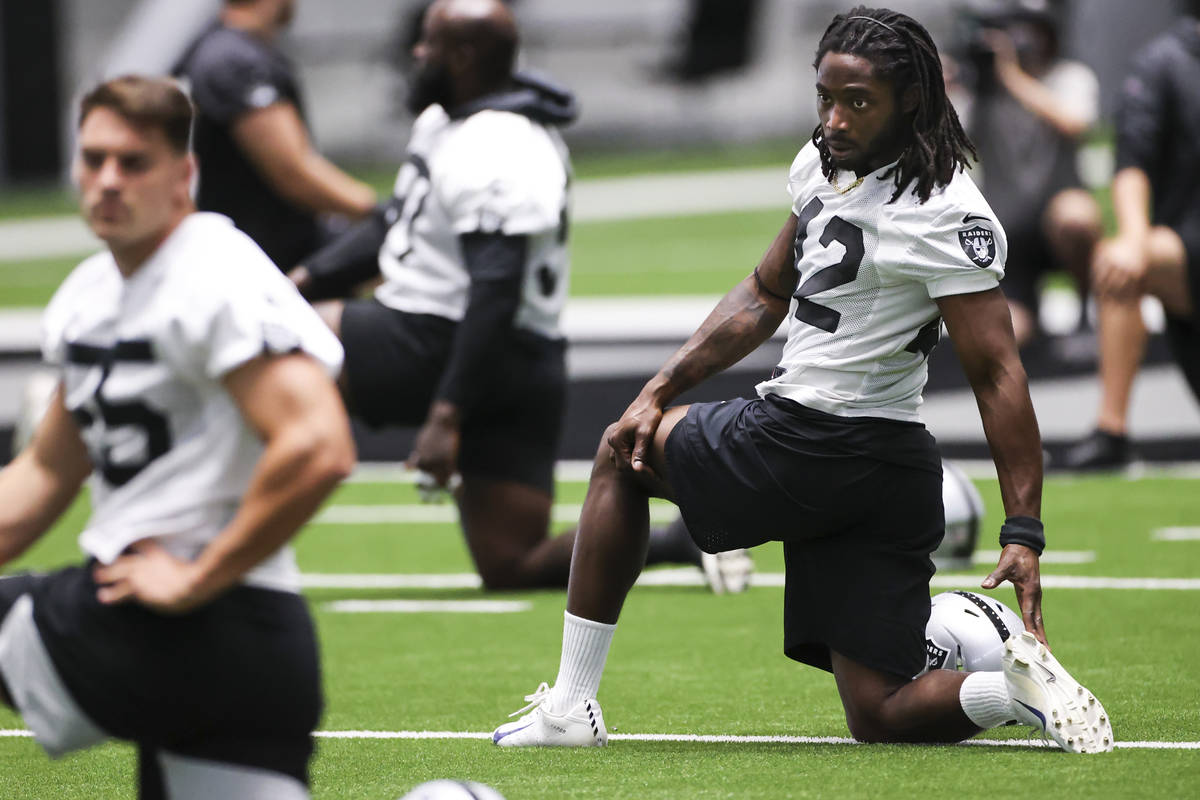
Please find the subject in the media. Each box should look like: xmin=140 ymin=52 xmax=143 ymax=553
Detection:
xmin=492 ymin=682 xmax=607 ymax=747
xmin=700 ymin=549 xmax=754 ymax=594
xmin=1003 ymin=631 xmax=1114 ymax=753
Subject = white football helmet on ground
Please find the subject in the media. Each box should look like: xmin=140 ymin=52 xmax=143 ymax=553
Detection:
xmin=935 ymin=460 xmax=985 ymax=571
xmin=399 ymin=780 xmax=505 ymax=800
xmin=920 ymin=590 xmax=1024 ymax=674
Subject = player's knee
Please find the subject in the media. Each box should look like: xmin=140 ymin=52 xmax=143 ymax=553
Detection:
xmin=1047 ymin=191 xmax=1101 ymax=241
xmin=592 ymin=425 xmax=622 ymax=473
xmin=1143 ymin=231 xmax=1191 ymax=309
xmin=844 ymin=707 xmax=895 ymax=743
xmin=1057 ymin=218 xmax=1101 ymax=253
xmin=476 ymin=562 xmax=524 ymax=591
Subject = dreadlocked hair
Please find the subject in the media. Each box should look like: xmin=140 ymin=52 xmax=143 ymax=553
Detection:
xmin=812 ymin=6 xmax=976 ymax=204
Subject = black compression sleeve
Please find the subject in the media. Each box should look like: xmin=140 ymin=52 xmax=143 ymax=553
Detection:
xmin=300 ymin=200 xmax=396 ymax=298
xmin=434 ymin=232 xmax=528 ymax=414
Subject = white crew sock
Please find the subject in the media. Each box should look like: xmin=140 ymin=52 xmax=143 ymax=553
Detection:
xmin=550 ymin=611 xmax=616 ymax=709
xmin=959 ymin=671 xmax=1016 ymax=730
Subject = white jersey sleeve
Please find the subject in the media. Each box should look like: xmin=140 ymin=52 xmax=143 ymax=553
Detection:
xmin=1043 ymin=60 xmax=1101 ymax=130
xmin=886 ymin=203 xmax=1006 ymax=298
xmin=164 ymin=237 xmax=344 ymax=382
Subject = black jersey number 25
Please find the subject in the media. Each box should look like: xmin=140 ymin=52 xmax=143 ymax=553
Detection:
xmin=67 ymin=341 xmax=172 ymax=488
xmin=791 ymin=197 xmax=865 ymax=333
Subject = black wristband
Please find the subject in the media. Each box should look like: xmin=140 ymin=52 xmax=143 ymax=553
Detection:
xmin=999 ymin=515 xmax=1045 ymax=555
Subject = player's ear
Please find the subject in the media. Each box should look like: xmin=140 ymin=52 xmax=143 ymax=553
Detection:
xmin=178 ymin=152 xmax=198 ymax=204
xmin=900 ymin=84 xmax=920 ymax=114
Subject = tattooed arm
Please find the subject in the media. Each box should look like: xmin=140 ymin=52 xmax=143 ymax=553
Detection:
xmin=606 ymin=213 xmax=798 ymax=473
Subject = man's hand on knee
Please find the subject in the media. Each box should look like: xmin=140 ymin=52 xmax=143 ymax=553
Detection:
xmin=1093 ymin=235 xmax=1148 ymax=300
xmin=606 ymin=400 xmax=665 ymax=481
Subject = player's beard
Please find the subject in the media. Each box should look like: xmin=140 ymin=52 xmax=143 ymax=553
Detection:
xmin=835 ymin=113 xmax=910 ymax=175
xmin=407 ymin=61 xmax=454 ymax=115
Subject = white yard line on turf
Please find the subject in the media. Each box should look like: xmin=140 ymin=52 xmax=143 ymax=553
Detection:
xmin=299 ymin=570 xmax=1199 ymax=591
xmin=3 ymin=728 xmax=1190 ymax=749
xmin=314 ymin=503 xmax=678 ymax=525
xmin=344 ymin=460 xmax=1200 ymax=484
xmin=1153 ymin=528 xmax=1200 ymax=541
xmin=324 ymin=599 xmax=529 ymax=614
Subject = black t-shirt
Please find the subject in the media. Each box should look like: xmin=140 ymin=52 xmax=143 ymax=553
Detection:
xmin=1115 ymin=18 xmax=1200 ymax=241
xmin=176 ymin=24 xmax=320 ymax=270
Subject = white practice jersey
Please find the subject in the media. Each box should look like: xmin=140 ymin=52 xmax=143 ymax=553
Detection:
xmin=374 ymin=104 xmax=571 ymax=340
xmin=42 ymin=213 xmax=343 ymax=592
xmin=757 ymin=143 xmax=1006 ymax=422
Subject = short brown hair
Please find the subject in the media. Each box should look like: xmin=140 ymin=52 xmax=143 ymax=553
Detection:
xmin=78 ymin=75 xmax=193 ymax=154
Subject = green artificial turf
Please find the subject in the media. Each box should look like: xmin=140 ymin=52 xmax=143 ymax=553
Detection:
xmin=2 ymin=472 xmax=1198 ymax=798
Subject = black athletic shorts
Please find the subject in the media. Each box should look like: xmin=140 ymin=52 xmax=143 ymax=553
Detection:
xmin=664 ymin=394 xmax=944 ymax=679
xmin=0 ymin=566 xmax=321 ymax=789
xmin=340 ymin=299 xmax=566 ymax=493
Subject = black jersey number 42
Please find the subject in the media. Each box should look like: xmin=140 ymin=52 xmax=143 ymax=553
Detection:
xmin=791 ymin=197 xmax=941 ymax=359
xmin=791 ymin=197 xmax=864 ymax=333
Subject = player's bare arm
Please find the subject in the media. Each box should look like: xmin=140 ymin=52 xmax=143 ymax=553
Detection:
xmin=937 ymin=287 xmax=1046 ymax=643
xmin=0 ymin=386 xmax=91 ymax=566
xmin=610 ymin=213 xmax=799 ymax=475
xmin=1093 ymin=167 xmax=1153 ymax=300
xmin=94 ymin=353 xmax=355 ymax=612
xmin=233 ymin=103 xmax=376 ymax=218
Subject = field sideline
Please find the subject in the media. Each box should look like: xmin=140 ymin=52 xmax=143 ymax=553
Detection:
xmin=1 ymin=466 xmax=1198 ymax=799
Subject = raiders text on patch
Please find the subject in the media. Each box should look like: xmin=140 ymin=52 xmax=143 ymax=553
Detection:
xmin=958 ymin=224 xmax=996 ymax=268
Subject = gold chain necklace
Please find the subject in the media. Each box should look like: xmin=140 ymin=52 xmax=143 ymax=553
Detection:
xmin=830 ymin=172 xmax=865 ymax=195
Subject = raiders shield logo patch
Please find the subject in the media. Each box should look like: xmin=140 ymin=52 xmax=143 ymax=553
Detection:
xmin=958 ymin=224 xmax=996 ymax=268
xmin=925 ymin=639 xmax=951 ymax=671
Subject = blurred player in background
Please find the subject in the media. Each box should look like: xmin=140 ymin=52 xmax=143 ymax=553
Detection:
xmin=1062 ymin=3 xmax=1200 ymax=469
xmin=0 ymin=76 xmax=353 ymax=798
xmin=176 ymin=0 xmax=376 ymax=271
xmin=493 ymin=7 xmax=1111 ymax=754
xmin=289 ymin=0 xmax=748 ymax=592
xmin=958 ymin=0 xmax=1101 ymax=347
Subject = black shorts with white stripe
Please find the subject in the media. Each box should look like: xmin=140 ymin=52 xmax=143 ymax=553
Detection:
xmin=0 ymin=565 xmax=321 ymax=792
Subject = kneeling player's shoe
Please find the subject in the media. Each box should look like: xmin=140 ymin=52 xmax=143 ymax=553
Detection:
xmin=492 ymin=682 xmax=607 ymax=747
xmin=1003 ymin=631 xmax=1114 ymax=753
xmin=1057 ymin=429 xmax=1130 ymax=472
xmin=700 ymin=549 xmax=753 ymax=594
